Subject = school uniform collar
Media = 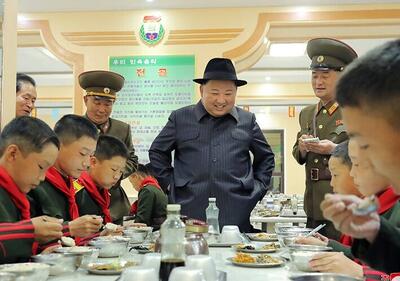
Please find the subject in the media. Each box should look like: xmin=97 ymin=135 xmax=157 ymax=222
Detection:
xmin=194 ymin=101 xmax=239 ymax=122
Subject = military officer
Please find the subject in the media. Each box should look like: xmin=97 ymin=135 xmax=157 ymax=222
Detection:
xmin=292 ymin=38 xmax=358 ymax=239
xmin=79 ymin=70 xmax=139 ymax=224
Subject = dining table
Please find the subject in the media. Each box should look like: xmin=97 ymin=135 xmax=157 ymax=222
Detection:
xmin=47 ymin=243 xmax=298 ymax=281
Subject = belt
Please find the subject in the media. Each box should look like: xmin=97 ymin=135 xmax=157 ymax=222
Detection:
xmin=310 ymin=168 xmax=331 ymax=181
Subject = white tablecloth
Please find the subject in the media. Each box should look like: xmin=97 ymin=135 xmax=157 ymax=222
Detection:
xmin=48 ymin=246 xmax=294 ymax=281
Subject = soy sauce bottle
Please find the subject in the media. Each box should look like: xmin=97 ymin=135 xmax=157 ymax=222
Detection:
xmin=159 ymin=204 xmax=186 ymax=281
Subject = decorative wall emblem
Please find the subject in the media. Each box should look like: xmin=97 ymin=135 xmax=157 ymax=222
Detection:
xmin=139 ymin=15 xmax=165 ymax=46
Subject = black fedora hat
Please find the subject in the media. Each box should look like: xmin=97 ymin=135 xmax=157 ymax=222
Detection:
xmin=193 ymin=58 xmax=247 ymax=87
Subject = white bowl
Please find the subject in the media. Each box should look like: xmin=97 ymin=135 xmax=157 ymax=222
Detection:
xmin=290 ymin=251 xmax=320 ymax=272
xmin=0 ymin=263 xmax=50 ymax=281
xmin=32 ymin=253 xmax=77 ymax=275
xmin=89 ymin=238 xmax=129 ymax=258
xmin=220 ymin=225 xmax=242 ymax=244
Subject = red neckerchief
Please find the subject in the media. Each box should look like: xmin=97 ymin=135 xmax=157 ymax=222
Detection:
xmin=339 ymin=186 xmax=400 ymax=246
xmin=0 ymin=166 xmax=30 ymax=220
xmin=377 ymin=186 xmax=400 ymax=214
xmin=77 ymin=172 xmax=111 ymax=223
xmin=46 ymin=167 xmax=79 ymax=220
xmin=129 ymin=176 xmax=161 ymax=215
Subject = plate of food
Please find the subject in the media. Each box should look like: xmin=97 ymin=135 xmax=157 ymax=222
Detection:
xmin=232 ymin=243 xmax=280 ymax=253
xmin=87 ymin=261 xmax=138 ymax=275
xmin=256 ymin=209 xmax=280 ymax=217
xmin=129 ymin=244 xmax=155 ymax=254
xmin=228 ymin=253 xmax=285 ymax=268
xmin=246 ymin=233 xmax=278 ymax=242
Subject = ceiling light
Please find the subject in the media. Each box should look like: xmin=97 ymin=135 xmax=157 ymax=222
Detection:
xmin=146 ymin=0 xmax=154 ymax=2
xmin=269 ymin=43 xmax=306 ymax=57
xmin=17 ymin=15 xmax=28 ymax=23
xmin=265 ymin=76 xmax=271 ymax=81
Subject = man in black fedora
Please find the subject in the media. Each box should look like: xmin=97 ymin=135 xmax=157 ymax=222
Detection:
xmin=149 ymin=58 xmax=275 ymax=232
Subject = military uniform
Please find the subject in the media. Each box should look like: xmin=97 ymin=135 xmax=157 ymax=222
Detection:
xmin=134 ymin=184 xmax=168 ymax=230
xmin=79 ymin=70 xmax=139 ymax=225
xmin=292 ymin=38 xmax=357 ymax=239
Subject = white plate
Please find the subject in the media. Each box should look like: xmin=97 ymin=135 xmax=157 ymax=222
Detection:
xmin=246 ymin=233 xmax=278 ymax=242
xmin=88 ymin=268 xmax=123 ymax=275
xmin=227 ymin=257 xmax=284 ymax=268
xmin=232 ymin=244 xmax=278 ymax=254
xmin=208 ymin=242 xmax=239 ymax=247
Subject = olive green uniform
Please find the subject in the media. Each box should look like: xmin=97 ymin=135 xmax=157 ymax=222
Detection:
xmin=292 ymin=37 xmax=357 ymax=239
xmin=135 ymin=184 xmax=168 ymax=230
xmin=29 ymin=180 xmax=72 ymax=221
xmin=0 ymin=188 xmax=36 ymax=263
xmin=75 ymin=184 xmax=104 ymax=219
xmin=85 ymin=115 xmax=138 ymax=225
xmin=292 ymin=101 xmax=347 ymax=239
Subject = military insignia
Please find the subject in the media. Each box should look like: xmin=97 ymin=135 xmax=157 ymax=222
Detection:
xmin=139 ymin=15 xmax=165 ymax=46
xmin=103 ymin=87 xmax=110 ymax=94
xmin=328 ymin=102 xmax=339 ymax=115
xmin=336 ymin=119 xmax=344 ymax=126
xmin=73 ymin=180 xmax=85 ymax=193
xmin=317 ymin=56 xmax=324 ymax=63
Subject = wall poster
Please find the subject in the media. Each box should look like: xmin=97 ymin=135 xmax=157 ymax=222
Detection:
xmin=109 ymin=55 xmax=196 ymax=163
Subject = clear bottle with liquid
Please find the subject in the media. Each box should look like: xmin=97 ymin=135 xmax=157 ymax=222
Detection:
xmin=206 ymin=198 xmax=220 ymax=238
xmin=159 ymin=204 xmax=186 ymax=281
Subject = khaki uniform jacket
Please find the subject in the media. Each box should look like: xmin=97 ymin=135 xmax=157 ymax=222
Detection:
xmin=0 ymin=188 xmax=36 ymax=263
xmin=84 ymin=115 xmax=139 ymax=225
xmin=292 ymin=102 xmax=347 ymax=220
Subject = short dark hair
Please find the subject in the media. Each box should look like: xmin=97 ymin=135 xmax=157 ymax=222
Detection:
xmin=336 ymin=39 xmax=400 ymax=127
xmin=54 ymin=114 xmax=98 ymax=145
xmin=331 ymin=140 xmax=352 ymax=168
xmin=94 ymin=135 xmax=128 ymax=161
xmin=16 ymin=73 xmax=36 ymax=93
xmin=134 ymin=163 xmax=154 ymax=177
xmin=0 ymin=116 xmax=59 ymax=157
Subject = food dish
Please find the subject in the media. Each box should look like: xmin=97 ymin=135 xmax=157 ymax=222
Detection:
xmin=228 ymin=253 xmax=284 ymax=268
xmin=232 ymin=243 xmax=279 ymax=253
xmin=130 ymin=244 xmax=155 ymax=254
xmin=246 ymin=233 xmax=278 ymax=242
xmin=60 ymin=236 xmax=76 ymax=247
xmin=55 ymin=246 xmax=93 ymax=254
xmin=87 ymin=261 xmax=137 ymax=275
xmin=256 ymin=209 xmax=280 ymax=217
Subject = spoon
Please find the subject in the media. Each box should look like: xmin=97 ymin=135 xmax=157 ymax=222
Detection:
xmin=304 ymin=224 xmax=326 ymax=238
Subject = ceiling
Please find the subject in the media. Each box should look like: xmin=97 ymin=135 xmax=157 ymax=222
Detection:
xmin=18 ymin=0 xmax=400 ymax=12
xmin=16 ymin=0 xmax=400 ymax=86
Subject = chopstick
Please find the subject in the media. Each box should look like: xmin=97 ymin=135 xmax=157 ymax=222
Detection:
xmin=305 ymin=224 xmax=326 ymax=237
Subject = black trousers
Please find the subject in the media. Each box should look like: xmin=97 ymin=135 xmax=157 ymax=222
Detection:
xmin=306 ymin=217 xmax=341 ymax=241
